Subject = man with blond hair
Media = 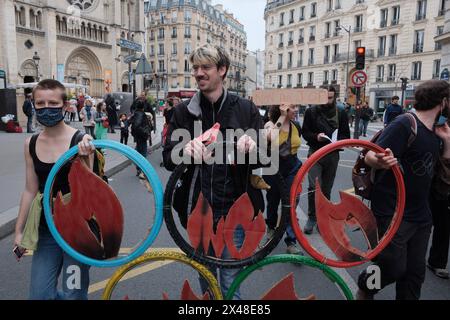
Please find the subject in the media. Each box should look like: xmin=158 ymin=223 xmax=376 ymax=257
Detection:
xmin=163 ymin=45 xmax=263 ymax=300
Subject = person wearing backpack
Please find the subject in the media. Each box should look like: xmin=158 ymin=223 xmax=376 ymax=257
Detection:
xmin=22 ymin=94 xmax=34 ymax=133
xmin=301 ymin=86 xmax=351 ymax=234
xmin=130 ymin=100 xmax=151 ymax=178
xmin=357 ymin=80 xmax=450 ymax=300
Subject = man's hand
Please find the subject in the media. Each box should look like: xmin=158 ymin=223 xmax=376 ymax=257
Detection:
xmin=78 ymin=135 xmax=95 ymax=156
xmin=237 ymin=134 xmax=256 ymax=153
xmin=184 ymin=139 xmax=213 ymax=162
xmin=373 ymin=148 xmax=398 ymax=170
xmin=317 ymin=133 xmax=328 ymax=142
xmin=435 ymin=123 xmax=450 ymax=158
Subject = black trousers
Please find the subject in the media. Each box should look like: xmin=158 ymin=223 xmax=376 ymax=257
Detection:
xmin=358 ymin=216 xmax=432 ymax=300
xmin=428 ymin=193 xmax=450 ymax=269
xmin=120 ymin=132 xmax=129 ymax=145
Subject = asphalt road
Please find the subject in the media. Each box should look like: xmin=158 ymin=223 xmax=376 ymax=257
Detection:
xmin=0 ymin=122 xmax=448 ymax=300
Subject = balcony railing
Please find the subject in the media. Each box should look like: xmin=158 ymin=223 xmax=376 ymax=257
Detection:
xmin=388 ymin=47 xmax=397 ymax=56
xmin=308 ymin=59 xmax=314 ymax=65
xmin=171 ymin=68 xmax=178 ymax=73
xmin=380 ymin=20 xmax=387 ymax=28
xmin=289 ymin=19 xmax=294 ymax=24
xmin=324 ymin=56 xmax=330 ymax=64
xmin=333 ymin=49 xmax=375 ymax=62
xmin=378 ymin=49 xmax=385 ymax=57
xmin=299 ymin=16 xmax=305 ymax=21
xmin=278 ymin=63 xmax=283 ymax=70
xmin=311 ymin=13 xmax=317 ymax=18
xmin=333 ymin=31 xmax=340 ymax=37
xmin=287 ymin=83 xmax=292 ymax=88
xmin=279 ymin=21 xmax=285 ymax=27
xmin=436 ymin=42 xmax=442 ymax=50
xmin=288 ymin=40 xmax=294 ymax=46
xmin=171 ymin=34 xmax=177 ymax=38
xmin=278 ymin=42 xmax=284 ymax=48
xmin=298 ymin=37 xmax=304 ymax=44
xmin=325 ymin=32 xmax=331 ymax=39
xmin=184 ymin=34 xmax=191 ymax=38
xmin=354 ymin=26 xmax=363 ymax=33
xmin=309 ymin=35 xmax=315 ymax=42
xmin=287 ymin=62 xmax=292 ymax=68
xmin=376 ymin=77 xmax=384 ymax=82
xmin=391 ymin=19 xmax=399 ymax=26
xmin=297 ymin=60 xmax=303 ymax=67
xmin=439 ymin=9 xmax=445 ymax=17
xmin=411 ymin=74 xmax=421 ymax=80
xmin=413 ymin=44 xmax=424 ymax=53
xmin=416 ymin=14 xmax=426 ymax=21
xmin=387 ymin=76 xmax=395 ymax=82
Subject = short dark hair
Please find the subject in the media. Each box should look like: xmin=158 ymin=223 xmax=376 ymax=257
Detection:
xmin=32 ymin=79 xmax=67 ymax=101
xmin=392 ymin=96 xmax=400 ymax=101
xmin=327 ymin=85 xmax=337 ymax=94
xmin=135 ymin=100 xmax=145 ymax=110
xmin=415 ymin=80 xmax=450 ymax=111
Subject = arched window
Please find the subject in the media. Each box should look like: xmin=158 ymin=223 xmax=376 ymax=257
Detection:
xmin=87 ymin=23 xmax=92 ymax=38
xmin=36 ymin=11 xmax=42 ymax=29
xmin=98 ymin=28 xmax=103 ymax=42
xmin=62 ymin=17 xmax=68 ymax=34
xmin=19 ymin=7 xmax=26 ymax=26
xmin=81 ymin=22 xmax=86 ymax=38
xmin=93 ymin=25 xmax=97 ymax=40
xmin=104 ymin=28 xmax=109 ymax=43
xmin=30 ymin=9 xmax=36 ymax=29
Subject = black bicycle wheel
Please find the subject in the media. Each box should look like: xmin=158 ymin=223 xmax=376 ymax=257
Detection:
xmin=164 ymin=163 xmax=290 ymax=269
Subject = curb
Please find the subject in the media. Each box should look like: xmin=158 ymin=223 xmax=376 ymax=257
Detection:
xmin=0 ymin=142 xmax=162 ymax=241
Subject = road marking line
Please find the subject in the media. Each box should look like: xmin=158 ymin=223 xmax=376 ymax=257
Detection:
xmin=295 ymin=205 xmax=359 ymax=297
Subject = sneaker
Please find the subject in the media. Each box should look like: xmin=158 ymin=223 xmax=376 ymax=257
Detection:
xmin=427 ymin=263 xmax=450 ymax=279
xmin=138 ymin=173 xmax=146 ymax=180
xmin=259 ymin=228 xmax=275 ymax=249
xmin=286 ymin=244 xmax=303 ymax=255
xmin=304 ymin=218 xmax=317 ymax=235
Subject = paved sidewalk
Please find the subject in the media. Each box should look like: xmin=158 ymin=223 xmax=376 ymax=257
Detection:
xmin=0 ymin=116 xmax=164 ymax=239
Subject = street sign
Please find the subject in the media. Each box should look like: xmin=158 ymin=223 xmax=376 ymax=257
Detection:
xmin=441 ymin=68 xmax=449 ymax=81
xmin=252 ymin=88 xmax=328 ymax=106
xmin=124 ymin=54 xmax=139 ymax=64
xmin=117 ymin=38 xmax=142 ymax=52
xmin=135 ymin=54 xmax=152 ymax=75
xmin=351 ymin=70 xmax=368 ymax=87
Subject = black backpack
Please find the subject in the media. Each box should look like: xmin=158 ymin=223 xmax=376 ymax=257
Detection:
xmin=352 ymin=113 xmax=417 ymax=199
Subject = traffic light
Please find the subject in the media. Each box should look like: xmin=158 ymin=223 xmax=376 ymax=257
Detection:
xmin=401 ymin=77 xmax=409 ymax=91
xmin=355 ymin=47 xmax=366 ymax=70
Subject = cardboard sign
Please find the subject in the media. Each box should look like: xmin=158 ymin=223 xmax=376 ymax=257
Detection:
xmin=252 ymin=88 xmax=329 ymax=106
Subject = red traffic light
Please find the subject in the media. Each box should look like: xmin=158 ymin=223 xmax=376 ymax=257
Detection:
xmin=356 ymin=47 xmax=365 ymax=55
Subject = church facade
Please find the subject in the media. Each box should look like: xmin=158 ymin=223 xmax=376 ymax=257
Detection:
xmin=0 ymin=0 xmax=146 ymax=99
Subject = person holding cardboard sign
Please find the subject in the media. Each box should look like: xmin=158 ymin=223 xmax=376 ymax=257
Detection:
xmin=301 ymin=86 xmax=351 ymax=234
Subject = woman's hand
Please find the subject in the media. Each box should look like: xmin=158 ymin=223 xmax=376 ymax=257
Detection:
xmin=78 ymin=135 xmax=95 ymax=157
xmin=280 ymin=104 xmax=291 ymax=117
xmin=14 ymin=231 xmax=23 ymax=248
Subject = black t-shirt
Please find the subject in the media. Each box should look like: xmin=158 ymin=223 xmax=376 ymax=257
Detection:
xmin=371 ymin=114 xmax=441 ymax=223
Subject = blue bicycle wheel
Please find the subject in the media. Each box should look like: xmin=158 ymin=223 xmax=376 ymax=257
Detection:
xmin=43 ymin=140 xmax=163 ymax=268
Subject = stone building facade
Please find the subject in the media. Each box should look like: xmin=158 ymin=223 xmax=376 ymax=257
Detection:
xmin=0 ymin=0 xmax=146 ymax=100
xmin=264 ymin=0 xmax=445 ymax=113
xmin=144 ymin=0 xmax=247 ymax=99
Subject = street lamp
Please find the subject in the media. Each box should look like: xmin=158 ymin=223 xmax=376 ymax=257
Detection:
xmin=32 ymin=51 xmax=40 ymax=82
xmin=335 ymin=26 xmax=352 ymax=101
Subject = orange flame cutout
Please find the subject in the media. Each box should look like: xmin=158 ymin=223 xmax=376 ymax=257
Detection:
xmin=163 ymin=280 xmax=210 ymax=300
xmin=261 ymin=273 xmax=315 ymax=300
xmin=54 ymin=158 xmax=124 ymax=259
xmin=315 ymin=179 xmax=378 ymax=262
xmin=187 ymin=193 xmax=265 ymax=259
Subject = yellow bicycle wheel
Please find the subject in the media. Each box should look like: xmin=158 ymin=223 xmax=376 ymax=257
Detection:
xmin=102 ymin=251 xmax=223 ymax=300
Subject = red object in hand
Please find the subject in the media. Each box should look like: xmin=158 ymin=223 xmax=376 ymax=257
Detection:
xmin=54 ymin=158 xmax=124 ymax=259
xmin=196 ymin=123 xmax=221 ymax=146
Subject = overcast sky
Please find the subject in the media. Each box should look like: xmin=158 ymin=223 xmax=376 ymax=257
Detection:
xmin=211 ymin=0 xmax=266 ymax=52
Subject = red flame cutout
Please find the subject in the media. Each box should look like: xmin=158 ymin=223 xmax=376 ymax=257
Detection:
xmin=54 ymin=158 xmax=124 ymax=259
xmin=315 ymin=179 xmax=378 ymax=262
xmin=261 ymin=273 xmax=315 ymax=300
xmin=187 ymin=193 xmax=265 ymax=259
xmin=163 ymin=280 xmax=211 ymax=300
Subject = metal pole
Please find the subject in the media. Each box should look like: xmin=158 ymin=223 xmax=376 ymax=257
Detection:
xmin=133 ymin=69 xmax=136 ymax=101
xmin=345 ymin=27 xmax=351 ymax=101
xmin=401 ymin=87 xmax=406 ymax=109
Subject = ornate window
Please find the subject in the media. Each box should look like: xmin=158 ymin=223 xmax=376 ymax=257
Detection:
xmin=67 ymin=0 xmax=95 ymax=11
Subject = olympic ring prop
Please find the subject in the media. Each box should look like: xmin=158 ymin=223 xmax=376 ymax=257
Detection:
xmin=43 ymin=140 xmax=164 ymax=268
xmin=164 ymin=163 xmax=289 ymax=269
xmin=290 ymin=139 xmax=406 ymax=268
xmin=225 ymin=254 xmax=354 ymax=300
xmin=102 ymin=251 xmax=223 ymax=300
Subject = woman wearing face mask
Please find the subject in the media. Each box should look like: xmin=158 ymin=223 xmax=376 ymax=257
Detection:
xmin=13 ymin=79 xmax=95 ymax=299
xmin=94 ymin=101 xmax=108 ymax=141
xmin=79 ymin=98 xmax=97 ymax=138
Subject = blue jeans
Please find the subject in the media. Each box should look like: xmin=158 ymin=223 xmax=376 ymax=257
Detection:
xmin=29 ymin=227 xmax=90 ymax=300
xmin=264 ymin=155 xmax=302 ymax=246
xmin=359 ymin=120 xmax=369 ymax=136
xmin=27 ymin=116 xmax=33 ymax=133
xmin=199 ymin=226 xmax=245 ymax=300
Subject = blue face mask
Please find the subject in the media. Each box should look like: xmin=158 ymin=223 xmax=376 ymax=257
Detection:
xmin=35 ymin=107 xmax=64 ymax=127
